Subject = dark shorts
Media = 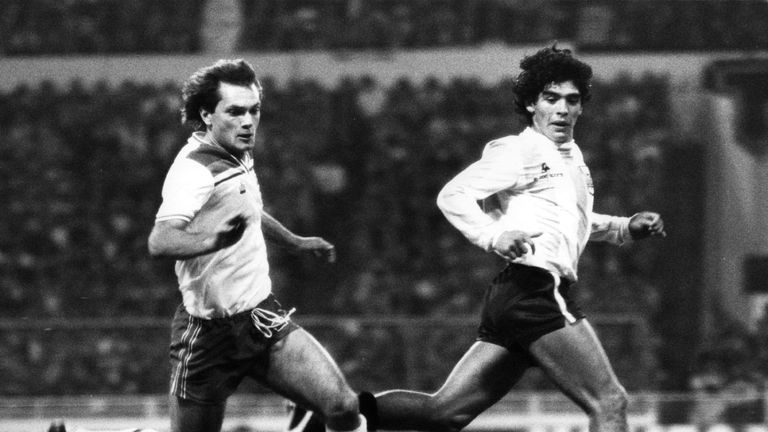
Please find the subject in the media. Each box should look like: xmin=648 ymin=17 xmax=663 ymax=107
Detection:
xmin=168 ymin=294 xmax=299 ymax=404
xmin=478 ymin=263 xmax=585 ymax=351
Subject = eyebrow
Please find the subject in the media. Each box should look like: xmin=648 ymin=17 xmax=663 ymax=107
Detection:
xmin=541 ymin=90 xmax=581 ymax=98
xmin=226 ymin=102 xmax=261 ymax=111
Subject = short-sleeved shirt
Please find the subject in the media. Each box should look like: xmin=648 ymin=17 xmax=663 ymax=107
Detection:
xmin=155 ymin=132 xmax=271 ymax=318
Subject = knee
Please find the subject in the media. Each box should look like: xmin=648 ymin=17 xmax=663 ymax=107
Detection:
xmin=436 ymin=413 xmax=473 ymax=432
xmin=424 ymin=400 xmax=474 ymax=432
xmin=320 ymin=391 xmax=359 ymax=422
xmin=587 ymin=384 xmax=628 ymax=417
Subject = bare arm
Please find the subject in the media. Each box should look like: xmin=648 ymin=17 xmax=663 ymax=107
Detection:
xmin=147 ymin=215 xmax=246 ymax=259
xmin=261 ymin=210 xmax=336 ymax=263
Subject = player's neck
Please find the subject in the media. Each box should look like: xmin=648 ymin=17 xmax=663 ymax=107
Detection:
xmin=203 ymin=133 xmax=246 ymax=161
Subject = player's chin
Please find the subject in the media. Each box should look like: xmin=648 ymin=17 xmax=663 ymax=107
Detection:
xmin=236 ymin=142 xmax=255 ymax=152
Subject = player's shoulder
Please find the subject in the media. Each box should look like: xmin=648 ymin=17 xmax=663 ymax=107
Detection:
xmin=179 ymin=140 xmax=225 ymax=169
xmin=481 ymin=133 xmax=527 ymax=156
xmin=173 ymin=137 xmax=235 ymax=179
xmin=165 ymin=144 xmax=215 ymax=187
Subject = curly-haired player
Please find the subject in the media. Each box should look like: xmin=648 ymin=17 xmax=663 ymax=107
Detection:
xmin=288 ymin=45 xmax=666 ymax=432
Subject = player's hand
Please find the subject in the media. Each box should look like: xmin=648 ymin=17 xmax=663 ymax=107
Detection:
xmin=629 ymin=211 xmax=666 ymax=240
xmin=298 ymin=236 xmax=336 ymax=263
xmin=214 ymin=215 xmax=247 ymax=249
xmin=494 ymin=230 xmax=542 ymax=261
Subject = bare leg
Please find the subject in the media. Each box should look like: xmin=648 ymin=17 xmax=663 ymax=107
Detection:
xmin=169 ymin=395 xmax=225 ymax=432
xmin=529 ymin=319 xmax=628 ymax=432
xmin=375 ymin=341 xmax=531 ymax=432
xmin=257 ymin=328 xmax=361 ymax=431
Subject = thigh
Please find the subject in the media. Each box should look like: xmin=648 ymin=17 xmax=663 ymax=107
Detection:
xmin=253 ymin=328 xmax=355 ymax=411
xmin=169 ymin=306 xmax=245 ymax=404
xmin=479 ymin=264 xmax=584 ymax=348
xmin=432 ymin=341 xmax=531 ymax=417
xmin=169 ymin=395 xmax=225 ymax=432
xmin=528 ymin=319 xmax=623 ymax=410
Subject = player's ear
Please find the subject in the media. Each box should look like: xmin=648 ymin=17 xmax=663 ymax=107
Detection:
xmin=200 ymin=107 xmax=212 ymax=127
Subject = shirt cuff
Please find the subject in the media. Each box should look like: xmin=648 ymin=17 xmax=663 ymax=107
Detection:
xmin=618 ymin=215 xmax=633 ymax=244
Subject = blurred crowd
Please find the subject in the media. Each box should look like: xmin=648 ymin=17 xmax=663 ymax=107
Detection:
xmin=0 ymin=0 xmax=205 ymax=55
xmin=1 ymin=72 xmax=702 ymax=397
xmin=684 ymin=314 xmax=768 ymax=425
xmin=2 ymin=0 xmax=768 ymax=55
xmin=240 ymin=0 xmax=768 ymax=52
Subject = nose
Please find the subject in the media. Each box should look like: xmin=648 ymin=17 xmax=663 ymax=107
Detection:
xmin=241 ymin=115 xmax=253 ymax=129
xmin=554 ymin=98 xmax=568 ymax=114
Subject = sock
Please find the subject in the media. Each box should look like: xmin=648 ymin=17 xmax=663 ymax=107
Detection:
xmin=358 ymin=391 xmax=378 ymax=431
xmin=326 ymin=414 xmax=367 ymax=432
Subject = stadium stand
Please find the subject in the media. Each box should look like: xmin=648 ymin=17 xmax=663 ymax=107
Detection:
xmin=1 ymin=0 xmax=768 ymax=55
xmin=0 ymin=0 xmax=205 ymax=55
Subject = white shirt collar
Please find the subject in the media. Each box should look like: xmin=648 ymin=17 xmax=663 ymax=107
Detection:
xmin=522 ymin=126 xmax=575 ymax=151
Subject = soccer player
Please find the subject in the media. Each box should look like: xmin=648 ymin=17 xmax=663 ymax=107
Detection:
xmin=147 ymin=59 xmax=366 ymax=432
xmin=288 ymin=45 xmax=665 ymax=432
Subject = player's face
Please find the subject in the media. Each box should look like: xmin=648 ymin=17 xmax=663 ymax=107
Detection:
xmin=527 ymin=80 xmax=583 ymax=144
xmin=201 ymin=82 xmax=261 ymax=157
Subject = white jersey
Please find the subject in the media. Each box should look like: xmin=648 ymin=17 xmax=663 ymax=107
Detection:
xmin=155 ymin=132 xmax=271 ymax=318
xmin=437 ymin=127 xmax=632 ymax=282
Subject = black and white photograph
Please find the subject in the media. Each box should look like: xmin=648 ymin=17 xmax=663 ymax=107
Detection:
xmin=1 ymin=1 xmax=767 ymax=431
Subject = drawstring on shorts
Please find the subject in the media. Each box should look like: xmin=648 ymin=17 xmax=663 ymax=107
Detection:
xmin=251 ymin=306 xmax=296 ymax=338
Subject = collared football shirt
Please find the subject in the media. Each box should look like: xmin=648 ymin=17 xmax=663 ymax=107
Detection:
xmin=437 ymin=127 xmax=631 ymax=282
xmin=155 ymin=132 xmax=271 ymax=319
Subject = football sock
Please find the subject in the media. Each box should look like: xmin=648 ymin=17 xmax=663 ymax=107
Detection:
xmin=358 ymin=391 xmax=378 ymax=431
xmin=326 ymin=414 xmax=367 ymax=432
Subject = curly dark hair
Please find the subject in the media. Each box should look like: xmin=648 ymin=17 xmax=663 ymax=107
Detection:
xmin=181 ymin=59 xmax=262 ymax=130
xmin=512 ymin=45 xmax=593 ymax=124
